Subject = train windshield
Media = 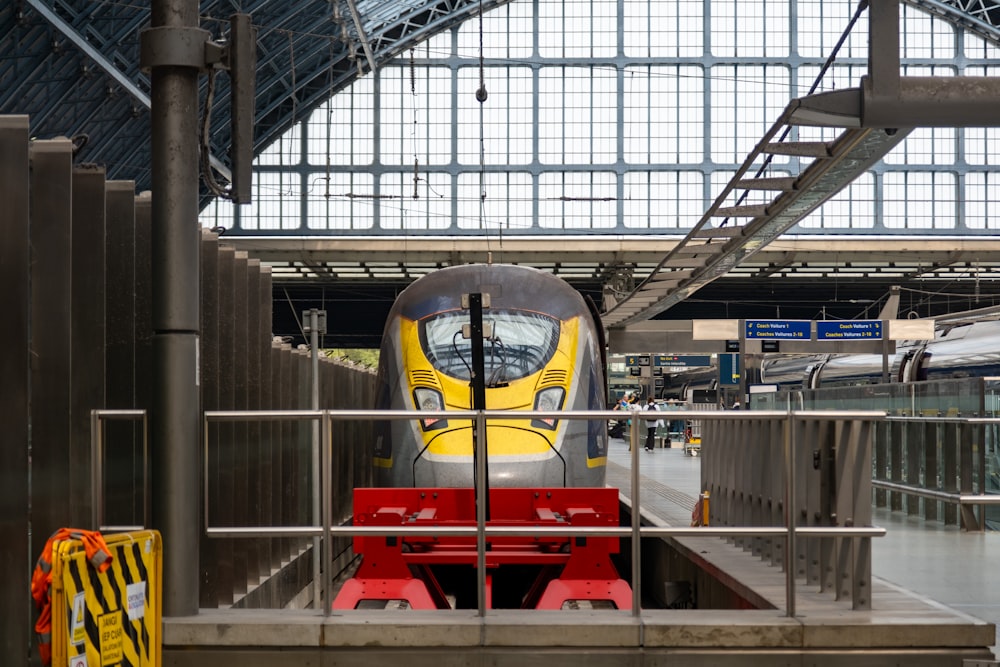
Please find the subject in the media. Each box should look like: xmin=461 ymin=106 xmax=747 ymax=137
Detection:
xmin=421 ymin=310 xmax=560 ymax=383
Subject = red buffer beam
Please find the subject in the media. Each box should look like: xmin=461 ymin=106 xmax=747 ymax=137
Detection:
xmin=333 ymin=487 xmax=631 ymax=611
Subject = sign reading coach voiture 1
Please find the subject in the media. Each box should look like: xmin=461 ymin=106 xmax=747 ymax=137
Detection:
xmin=745 ymin=320 xmax=811 ymax=340
xmin=51 ymin=531 xmax=162 ymax=667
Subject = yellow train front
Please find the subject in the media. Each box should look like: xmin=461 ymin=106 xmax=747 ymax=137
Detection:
xmin=334 ymin=264 xmax=630 ymax=610
xmin=372 ymin=263 xmax=609 ymax=489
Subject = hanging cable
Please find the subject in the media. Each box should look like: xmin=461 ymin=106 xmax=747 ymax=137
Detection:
xmin=198 ymin=20 xmax=244 ymax=201
xmin=200 ymin=69 xmax=232 ymax=198
xmin=411 ymin=48 xmax=420 ymax=199
xmin=476 ymin=0 xmax=487 ymax=105
xmin=287 ymin=29 xmax=297 ymax=161
xmin=475 ymin=0 xmax=492 ymax=255
xmin=325 ymin=37 xmax=336 ymax=201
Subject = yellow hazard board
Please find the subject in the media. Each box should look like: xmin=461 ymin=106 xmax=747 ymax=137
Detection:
xmin=50 ymin=531 xmax=161 ymax=667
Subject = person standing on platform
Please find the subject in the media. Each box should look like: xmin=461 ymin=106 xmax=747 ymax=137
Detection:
xmin=644 ymin=397 xmax=661 ymax=451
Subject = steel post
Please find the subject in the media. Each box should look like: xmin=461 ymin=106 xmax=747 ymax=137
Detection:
xmin=630 ymin=415 xmax=641 ymax=616
xmin=149 ymin=0 xmax=202 ymax=616
xmin=310 ymin=310 xmax=321 ymax=608
xmin=785 ymin=411 xmax=796 ymax=617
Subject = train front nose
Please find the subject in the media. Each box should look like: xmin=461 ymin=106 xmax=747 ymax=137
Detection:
xmin=414 ymin=423 xmax=565 ymax=488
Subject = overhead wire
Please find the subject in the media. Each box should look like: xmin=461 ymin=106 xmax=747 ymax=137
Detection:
xmin=475 ymin=0 xmax=495 ymax=260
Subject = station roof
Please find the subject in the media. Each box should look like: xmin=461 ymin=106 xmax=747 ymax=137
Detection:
xmin=1 ymin=0 xmax=509 ymax=200
xmin=4 ymin=0 xmax=999 ymax=200
xmin=5 ymin=0 xmax=1000 ymax=345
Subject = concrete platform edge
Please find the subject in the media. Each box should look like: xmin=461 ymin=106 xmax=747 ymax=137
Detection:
xmin=164 ymin=608 xmax=996 ymax=650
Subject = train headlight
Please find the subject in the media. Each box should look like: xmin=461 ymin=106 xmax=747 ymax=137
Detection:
xmin=531 ymin=387 xmax=565 ymax=430
xmin=413 ymin=387 xmax=448 ymax=431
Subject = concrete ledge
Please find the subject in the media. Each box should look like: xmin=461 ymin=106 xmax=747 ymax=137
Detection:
xmin=799 ymin=611 xmax=997 ymax=649
xmin=324 ymin=610 xmax=481 ymax=647
xmin=164 ymin=607 xmax=995 ymax=651
xmin=481 ymin=610 xmax=640 ymax=647
xmin=165 ymin=609 xmax=323 ymax=647
xmin=641 ymin=610 xmax=801 ymax=647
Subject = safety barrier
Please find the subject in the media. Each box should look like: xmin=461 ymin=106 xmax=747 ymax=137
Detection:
xmin=50 ymin=530 xmax=162 ymax=667
xmin=873 ymin=416 xmax=1000 ymax=531
xmin=702 ymin=411 xmax=885 ymax=613
xmin=757 ymin=377 xmax=1000 ymax=531
xmin=202 ymin=408 xmax=886 ymax=617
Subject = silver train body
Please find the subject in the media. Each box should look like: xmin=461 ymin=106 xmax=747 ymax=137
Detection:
xmin=372 ymin=264 xmax=609 ymax=488
xmin=655 ymin=320 xmax=1000 ymax=396
xmin=761 ymin=320 xmax=1000 ymax=389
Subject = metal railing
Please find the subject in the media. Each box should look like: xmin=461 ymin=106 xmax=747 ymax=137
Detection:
xmin=202 ymin=408 xmax=886 ymax=617
xmin=757 ymin=377 xmax=1000 ymax=531
xmin=90 ymin=409 xmax=149 ymax=532
xmin=873 ymin=415 xmax=1000 ymax=531
xmin=701 ymin=410 xmax=890 ymax=613
xmin=872 ymin=479 xmax=1000 ymax=506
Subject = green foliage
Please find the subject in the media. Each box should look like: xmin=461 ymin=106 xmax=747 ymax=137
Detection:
xmin=324 ymin=348 xmax=379 ymax=368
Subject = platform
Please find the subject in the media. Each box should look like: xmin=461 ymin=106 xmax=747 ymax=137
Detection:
xmin=606 ymin=437 xmax=1000 ymax=654
xmin=161 ymin=439 xmax=998 ymax=666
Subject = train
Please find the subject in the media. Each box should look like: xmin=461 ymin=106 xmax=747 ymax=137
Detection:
xmin=658 ymin=318 xmax=1000 ymax=397
xmin=334 ymin=263 xmax=631 ymax=611
xmin=371 ymin=263 xmax=609 ymax=488
xmin=760 ymin=318 xmax=1000 ymax=390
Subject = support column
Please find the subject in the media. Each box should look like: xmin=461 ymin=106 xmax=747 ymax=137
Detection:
xmin=147 ymin=0 xmax=203 ymax=616
xmin=868 ymin=0 xmax=900 ymax=100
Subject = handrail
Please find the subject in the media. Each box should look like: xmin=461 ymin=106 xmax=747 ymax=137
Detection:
xmin=205 ymin=525 xmax=887 ymax=539
xmin=872 ymin=479 xmax=1000 ymax=505
xmin=91 ymin=407 xmax=992 ymax=613
xmin=202 ymin=408 xmax=887 ymax=618
xmin=873 ymin=413 xmax=999 ymax=530
xmin=90 ymin=409 xmax=149 ymax=531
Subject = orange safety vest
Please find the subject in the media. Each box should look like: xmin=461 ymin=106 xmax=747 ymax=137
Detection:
xmin=31 ymin=528 xmax=113 ymax=665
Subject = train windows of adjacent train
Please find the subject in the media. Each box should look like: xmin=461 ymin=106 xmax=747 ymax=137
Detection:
xmin=420 ymin=310 xmax=560 ymax=383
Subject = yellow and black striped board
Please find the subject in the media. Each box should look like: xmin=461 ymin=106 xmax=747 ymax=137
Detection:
xmin=50 ymin=531 xmax=161 ymax=667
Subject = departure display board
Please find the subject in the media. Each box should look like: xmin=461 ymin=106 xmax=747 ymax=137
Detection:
xmin=653 ymin=355 xmax=712 ymax=368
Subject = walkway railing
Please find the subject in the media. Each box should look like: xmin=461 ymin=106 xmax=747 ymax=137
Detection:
xmin=193 ymin=408 xmax=885 ymax=617
xmin=760 ymin=377 xmax=1000 ymax=531
xmin=702 ymin=410 xmax=887 ymax=613
xmin=90 ymin=409 xmax=149 ymax=532
xmin=874 ymin=416 xmax=1000 ymax=531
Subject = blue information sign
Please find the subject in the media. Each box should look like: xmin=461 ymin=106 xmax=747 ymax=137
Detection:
xmin=718 ymin=353 xmax=740 ymax=385
xmin=816 ymin=320 xmax=883 ymax=341
xmin=745 ymin=320 xmax=811 ymax=340
xmin=654 ymin=354 xmax=712 ymax=368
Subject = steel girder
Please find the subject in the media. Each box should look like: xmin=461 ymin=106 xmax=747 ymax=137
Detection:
xmin=0 ymin=0 xmax=995 ymax=200
xmin=0 ymin=0 xmax=509 ymax=198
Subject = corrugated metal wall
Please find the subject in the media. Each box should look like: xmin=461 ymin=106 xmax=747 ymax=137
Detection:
xmin=0 ymin=116 xmax=376 ymax=665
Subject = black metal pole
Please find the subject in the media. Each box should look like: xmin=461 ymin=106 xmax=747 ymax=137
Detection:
xmin=468 ymin=293 xmax=490 ymax=520
xmin=149 ymin=0 xmax=202 ymax=616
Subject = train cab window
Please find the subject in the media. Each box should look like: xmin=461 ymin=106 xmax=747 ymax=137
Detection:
xmin=421 ymin=310 xmax=560 ymax=382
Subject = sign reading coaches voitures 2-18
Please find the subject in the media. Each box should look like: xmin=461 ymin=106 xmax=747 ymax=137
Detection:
xmin=816 ymin=320 xmax=883 ymax=341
